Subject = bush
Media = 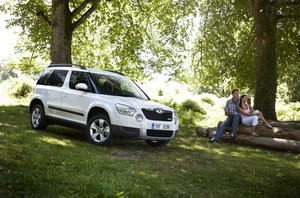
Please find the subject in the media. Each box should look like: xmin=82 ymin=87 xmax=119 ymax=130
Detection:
xmin=154 ymin=98 xmax=207 ymax=126
xmin=276 ymin=101 xmax=300 ymax=121
xmin=179 ymin=110 xmax=204 ymax=126
xmin=13 ymin=82 xmax=33 ymax=98
xmin=3 ymin=75 xmax=34 ymax=99
xmin=180 ymin=99 xmax=207 ymax=115
xmin=157 ymin=98 xmax=177 ymax=110
xmin=158 ymin=89 xmax=163 ymax=96
xmin=177 ymin=99 xmax=207 ymax=126
xmin=201 ymin=97 xmax=215 ymax=106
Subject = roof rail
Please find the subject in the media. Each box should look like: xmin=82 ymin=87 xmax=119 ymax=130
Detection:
xmin=46 ymin=64 xmax=86 ymax=70
xmin=105 ymin=70 xmax=125 ymax=76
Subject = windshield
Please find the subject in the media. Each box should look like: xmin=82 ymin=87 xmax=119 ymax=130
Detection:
xmin=90 ymin=73 xmax=149 ymax=100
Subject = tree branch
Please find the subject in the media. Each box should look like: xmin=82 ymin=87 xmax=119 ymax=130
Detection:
xmin=27 ymin=7 xmax=51 ymax=27
xmin=234 ymin=34 xmax=256 ymax=69
xmin=137 ymin=0 xmax=145 ymax=12
xmin=203 ymin=9 xmax=251 ymax=38
xmin=30 ymin=18 xmax=40 ymax=65
xmin=277 ymin=14 xmax=300 ymax=20
xmin=71 ymin=0 xmax=94 ymax=18
xmin=274 ymin=0 xmax=300 ymax=10
xmin=72 ymin=0 xmax=101 ymax=31
xmin=136 ymin=0 xmax=152 ymax=40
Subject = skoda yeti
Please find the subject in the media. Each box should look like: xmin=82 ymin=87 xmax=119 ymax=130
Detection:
xmin=29 ymin=64 xmax=179 ymax=146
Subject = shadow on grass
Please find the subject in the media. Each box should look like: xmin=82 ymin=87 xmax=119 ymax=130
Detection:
xmin=0 ymin=105 xmax=300 ymax=197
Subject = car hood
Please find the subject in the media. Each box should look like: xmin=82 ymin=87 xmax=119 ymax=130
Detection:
xmin=98 ymin=95 xmax=174 ymax=111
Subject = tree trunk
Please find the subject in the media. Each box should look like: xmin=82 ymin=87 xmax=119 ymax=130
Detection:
xmin=250 ymin=0 xmax=278 ymax=120
xmin=224 ymin=123 xmax=300 ymax=141
xmin=208 ymin=131 xmax=300 ymax=153
xmin=51 ymin=0 xmax=73 ymax=64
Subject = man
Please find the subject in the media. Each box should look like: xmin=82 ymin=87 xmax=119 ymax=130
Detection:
xmin=209 ymin=89 xmax=241 ymax=143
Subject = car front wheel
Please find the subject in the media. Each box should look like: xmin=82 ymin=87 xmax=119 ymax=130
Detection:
xmin=86 ymin=115 xmax=114 ymax=146
xmin=145 ymin=140 xmax=170 ymax=147
xmin=30 ymin=104 xmax=48 ymax=130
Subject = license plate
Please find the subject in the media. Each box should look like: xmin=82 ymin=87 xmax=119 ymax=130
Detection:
xmin=152 ymin=123 xmax=171 ymax=130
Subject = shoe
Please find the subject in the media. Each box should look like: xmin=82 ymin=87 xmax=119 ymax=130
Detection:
xmin=251 ymin=132 xmax=259 ymax=137
xmin=230 ymin=132 xmax=236 ymax=140
xmin=209 ymin=139 xmax=217 ymax=143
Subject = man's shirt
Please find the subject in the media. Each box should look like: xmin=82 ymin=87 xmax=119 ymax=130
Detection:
xmin=224 ymin=98 xmax=240 ymax=115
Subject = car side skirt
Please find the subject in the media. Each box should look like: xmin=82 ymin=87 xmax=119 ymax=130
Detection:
xmin=46 ymin=116 xmax=86 ymax=131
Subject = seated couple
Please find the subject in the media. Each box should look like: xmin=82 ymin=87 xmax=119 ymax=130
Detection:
xmin=209 ymin=89 xmax=272 ymax=143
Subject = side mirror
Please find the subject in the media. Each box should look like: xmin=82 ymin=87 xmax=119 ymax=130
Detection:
xmin=75 ymin=83 xmax=88 ymax=91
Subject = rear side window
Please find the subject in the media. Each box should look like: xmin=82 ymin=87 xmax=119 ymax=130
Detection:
xmin=69 ymin=71 xmax=89 ymax=90
xmin=48 ymin=70 xmax=68 ymax=87
xmin=37 ymin=69 xmax=52 ymax=85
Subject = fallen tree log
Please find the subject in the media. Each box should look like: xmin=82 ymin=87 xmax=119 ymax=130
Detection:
xmin=209 ymin=131 xmax=300 ymax=153
xmin=217 ymin=121 xmax=300 ymax=141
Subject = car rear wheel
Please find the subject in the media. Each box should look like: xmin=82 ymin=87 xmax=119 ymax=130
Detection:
xmin=145 ymin=140 xmax=169 ymax=147
xmin=30 ymin=104 xmax=48 ymax=130
xmin=86 ymin=115 xmax=114 ymax=146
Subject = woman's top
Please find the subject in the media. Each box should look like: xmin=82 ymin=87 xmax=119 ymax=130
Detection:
xmin=240 ymin=104 xmax=250 ymax=120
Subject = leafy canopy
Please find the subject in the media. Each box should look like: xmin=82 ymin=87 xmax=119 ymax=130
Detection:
xmin=0 ymin=0 xmax=198 ymax=81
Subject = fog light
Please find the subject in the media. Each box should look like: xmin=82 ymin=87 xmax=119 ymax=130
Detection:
xmin=135 ymin=114 xmax=143 ymax=122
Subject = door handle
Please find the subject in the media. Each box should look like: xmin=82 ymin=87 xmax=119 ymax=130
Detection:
xmin=63 ymin=93 xmax=67 ymax=97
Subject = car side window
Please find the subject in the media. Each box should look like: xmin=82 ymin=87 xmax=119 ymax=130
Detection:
xmin=48 ymin=70 xmax=68 ymax=87
xmin=37 ymin=69 xmax=52 ymax=85
xmin=69 ymin=71 xmax=89 ymax=90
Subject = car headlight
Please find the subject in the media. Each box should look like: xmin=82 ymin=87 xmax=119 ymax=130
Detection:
xmin=116 ymin=104 xmax=136 ymax=116
xmin=174 ymin=110 xmax=178 ymax=125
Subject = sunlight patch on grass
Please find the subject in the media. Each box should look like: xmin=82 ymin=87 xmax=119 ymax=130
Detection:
xmin=210 ymin=148 xmax=226 ymax=155
xmin=178 ymin=143 xmax=211 ymax=152
xmin=230 ymin=151 xmax=245 ymax=157
xmin=0 ymin=98 xmax=29 ymax=106
xmin=0 ymin=123 xmax=18 ymax=128
xmin=40 ymin=136 xmax=74 ymax=147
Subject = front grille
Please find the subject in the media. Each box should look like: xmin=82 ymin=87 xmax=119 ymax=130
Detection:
xmin=142 ymin=108 xmax=172 ymax=121
xmin=147 ymin=130 xmax=173 ymax=137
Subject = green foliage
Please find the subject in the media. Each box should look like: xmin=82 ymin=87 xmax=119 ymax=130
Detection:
xmin=157 ymin=98 xmax=207 ymax=126
xmin=1 ymin=72 xmax=35 ymax=99
xmin=190 ymin=85 xmax=232 ymax=98
xmin=201 ymin=97 xmax=215 ymax=106
xmin=157 ymin=98 xmax=177 ymax=110
xmin=275 ymin=101 xmax=300 ymax=121
xmin=12 ymin=81 xmax=32 ymax=98
xmin=180 ymin=99 xmax=207 ymax=115
xmin=158 ymin=89 xmax=163 ymax=96
xmin=0 ymin=0 xmax=198 ymax=81
xmin=0 ymin=64 xmax=18 ymax=82
xmin=7 ymin=77 xmax=33 ymax=98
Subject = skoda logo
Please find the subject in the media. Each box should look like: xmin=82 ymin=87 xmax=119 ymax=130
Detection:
xmin=155 ymin=108 xmax=163 ymax=114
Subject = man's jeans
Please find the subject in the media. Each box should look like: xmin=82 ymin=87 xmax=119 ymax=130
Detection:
xmin=213 ymin=113 xmax=241 ymax=141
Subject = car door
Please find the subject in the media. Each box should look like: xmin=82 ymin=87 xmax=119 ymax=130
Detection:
xmin=43 ymin=70 xmax=69 ymax=117
xmin=60 ymin=71 xmax=93 ymax=124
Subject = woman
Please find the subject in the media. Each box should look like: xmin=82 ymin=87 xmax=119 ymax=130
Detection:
xmin=238 ymin=95 xmax=272 ymax=137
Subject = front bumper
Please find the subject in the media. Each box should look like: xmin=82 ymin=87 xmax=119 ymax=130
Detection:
xmin=111 ymin=124 xmax=178 ymax=140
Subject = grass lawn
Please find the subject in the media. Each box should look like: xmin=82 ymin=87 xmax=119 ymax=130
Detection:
xmin=0 ymin=104 xmax=299 ymax=197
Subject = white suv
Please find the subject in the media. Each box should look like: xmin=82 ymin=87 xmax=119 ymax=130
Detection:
xmin=29 ymin=64 xmax=179 ymax=146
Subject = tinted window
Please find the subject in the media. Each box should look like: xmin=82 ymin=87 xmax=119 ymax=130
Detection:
xmin=90 ymin=73 xmax=149 ymax=100
xmin=37 ymin=69 xmax=52 ymax=85
xmin=69 ymin=71 xmax=89 ymax=90
xmin=48 ymin=70 xmax=68 ymax=87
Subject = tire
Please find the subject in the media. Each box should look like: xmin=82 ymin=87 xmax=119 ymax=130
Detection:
xmin=30 ymin=104 xmax=48 ymax=130
xmin=145 ymin=140 xmax=170 ymax=147
xmin=86 ymin=115 xmax=114 ymax=146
